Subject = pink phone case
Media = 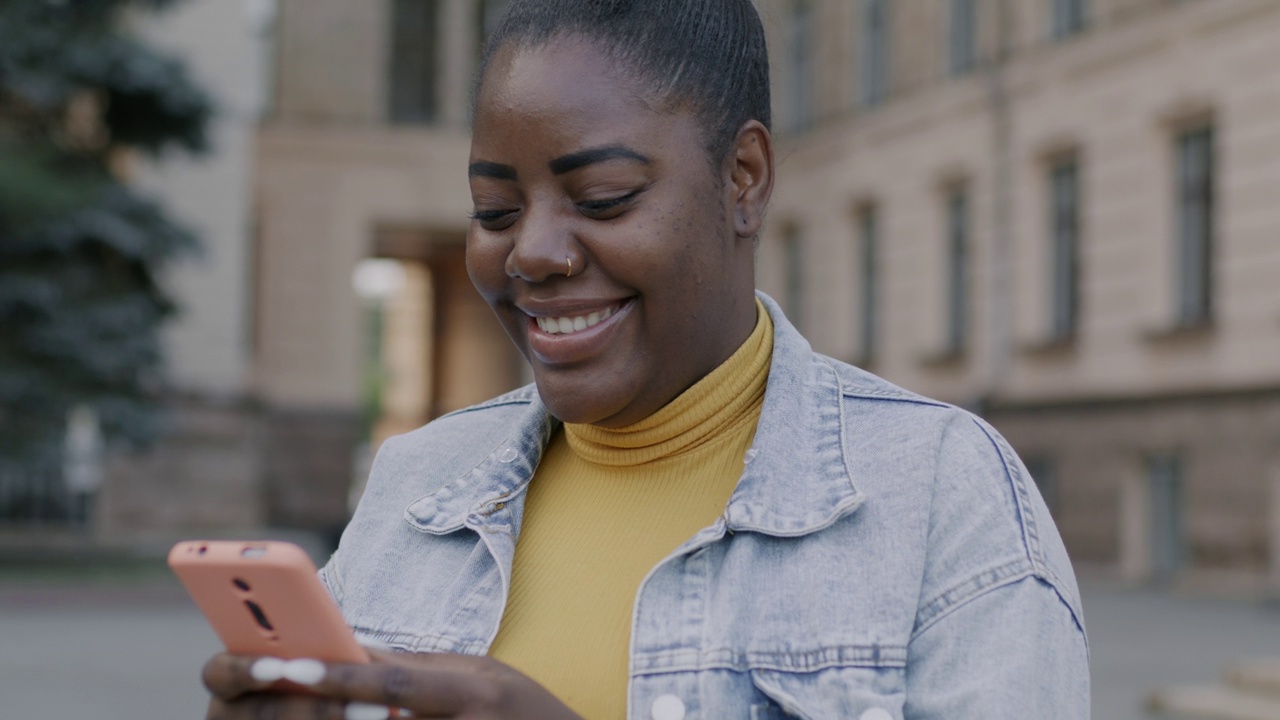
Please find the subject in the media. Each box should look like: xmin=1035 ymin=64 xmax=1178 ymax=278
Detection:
xmin=168 ymin=540 xmax=369 ymax=663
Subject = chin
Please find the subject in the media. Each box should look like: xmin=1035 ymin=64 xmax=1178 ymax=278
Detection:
xmin=534 ymin=378 xmax=597 ymax=425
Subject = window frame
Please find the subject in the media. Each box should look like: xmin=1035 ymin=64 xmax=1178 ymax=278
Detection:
xmin=387 ymin=0 xmax=443 ymax=125
xmin=857 ymin=205 xmax=880 ymax=364
xmin=1174 ymin=125 xmax=1215 ymax=328
xmin=787 ymin=0 xmax=815 ymax=133
xmin=945 ymin=186 xmax=970 ymax=356
xmin=949 ymin=0 xmax=977 ymax=76
xmin=859 ymin=0 xmax=891 ymax=107
xmin=1146 ymin=453 xmax=1187 ymax=582
xmin=784 ymin=225 xmax=806 ymax=332
xmin=1050 ymin=0 xmax=1088 ymax=40
xmin=1048 ymin=156 xmax=1081 ymax=342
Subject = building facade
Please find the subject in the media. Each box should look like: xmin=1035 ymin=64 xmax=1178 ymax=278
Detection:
xmin=249 ymin=0 xmax=522 ymax=533
xmin=755 ymin=0 xmax=1280 ymax=589
xmin=245 ymin=0 xmax=1280 ymax=587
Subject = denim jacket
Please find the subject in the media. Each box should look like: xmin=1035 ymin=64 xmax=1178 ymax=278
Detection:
xmin=321 ymin=293 xmax=1089 ymax=719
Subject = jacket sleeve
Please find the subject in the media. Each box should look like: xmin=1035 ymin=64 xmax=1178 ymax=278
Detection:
xmin=902 ymin=411 xmax=1090 ymax=719
xmin=902 ymin=575 xmax=1090 ymax=719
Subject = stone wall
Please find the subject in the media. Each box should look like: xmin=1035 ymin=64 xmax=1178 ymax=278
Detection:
xmin=988 ymin=388 xmax=1280 ymax=583
xmin=259 ymin=406 xmax=363 ymax=538
xmin=91 ymin=396 xmax=361 ymax=549
xmin=96 ymin=396 xmax=265 ymax=541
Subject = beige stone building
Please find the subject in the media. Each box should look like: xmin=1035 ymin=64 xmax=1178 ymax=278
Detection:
xmin=237 ymin=0 xmax=1280 ymax=585
xmin=754 ymin=0 xmax=1280 ymax=589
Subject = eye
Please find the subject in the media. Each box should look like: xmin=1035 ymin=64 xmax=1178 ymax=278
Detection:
xmin=469 ymin=208 xmax=518 ymax=231
xmin=577 ymin=190 xmax=640 ymax=219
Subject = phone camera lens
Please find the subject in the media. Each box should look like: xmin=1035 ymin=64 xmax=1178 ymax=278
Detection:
xmin=232 ymin=578 xmax=251 ymax=592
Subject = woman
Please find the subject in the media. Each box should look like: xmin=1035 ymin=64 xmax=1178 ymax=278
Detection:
xmin=203 ymin=1 xmax=1089 ymax=718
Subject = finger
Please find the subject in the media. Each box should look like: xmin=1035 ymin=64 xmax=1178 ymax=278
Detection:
xmin=204 ymin=693 xmax=351 ymax=720
xmin=285 ymin=652 xmax=479 ymax=715
xmin=202 ymin=653 xmax=284 ymax=701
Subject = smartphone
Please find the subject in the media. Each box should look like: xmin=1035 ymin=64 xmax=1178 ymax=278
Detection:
xmin=168 ymin=540 xmax=369 ymax=664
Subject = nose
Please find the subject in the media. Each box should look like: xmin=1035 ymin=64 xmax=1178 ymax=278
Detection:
xmin=505 ymin=203 xmax=578 ymax=283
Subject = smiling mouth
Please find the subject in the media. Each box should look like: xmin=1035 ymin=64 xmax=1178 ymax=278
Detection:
xmin=533 ymin=304 xmax=619 ymax=335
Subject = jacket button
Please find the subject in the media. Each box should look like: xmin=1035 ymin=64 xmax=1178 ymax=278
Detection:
xmin=859 ymin=709 xmax=893 ymax=720
xmin=650 ymin=694 xmax=685 ymax=720
xmin=497 ymin=447 xmax=518 ymax=463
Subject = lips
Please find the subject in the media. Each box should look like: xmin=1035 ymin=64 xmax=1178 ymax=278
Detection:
xmin=522 ymin=299 xmax=632 ymax=365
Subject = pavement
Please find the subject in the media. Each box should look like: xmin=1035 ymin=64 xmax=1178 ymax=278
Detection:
xmin=1085 ymin=577 xmax=1280 ymax=720
xmin=1 ymin=572 xmax=1278 ymax=719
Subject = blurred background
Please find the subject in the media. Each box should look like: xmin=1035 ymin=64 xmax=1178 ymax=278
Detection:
xmin=2 ymin=0 xmax=1279 ymax=718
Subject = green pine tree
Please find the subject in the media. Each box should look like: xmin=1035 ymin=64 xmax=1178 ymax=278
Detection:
xmin=0 ymin=0 xmax=213 ymax=475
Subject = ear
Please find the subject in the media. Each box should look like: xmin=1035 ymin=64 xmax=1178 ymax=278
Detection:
xmin=727 ymin=120 xmax=775 ymax=240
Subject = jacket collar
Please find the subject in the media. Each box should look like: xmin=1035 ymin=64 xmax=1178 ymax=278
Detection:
xmin=724 ymin=292 xmax=866 ymax=536
xmin=405 ymin=292 xmax=865 ymax=537
xmin=403 ymin=386 xmax=553 ymax=535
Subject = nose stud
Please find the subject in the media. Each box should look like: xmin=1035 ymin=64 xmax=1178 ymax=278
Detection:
xmin=566 ymin=256 xmax=573 ymax=278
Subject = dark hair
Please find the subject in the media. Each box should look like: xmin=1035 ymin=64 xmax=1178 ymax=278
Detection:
xmin=475 ymin=0 xmax=771 ymax=166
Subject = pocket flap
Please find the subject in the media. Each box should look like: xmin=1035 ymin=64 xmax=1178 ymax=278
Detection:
xmin=750 ymin=666 xmax=905 ymax=720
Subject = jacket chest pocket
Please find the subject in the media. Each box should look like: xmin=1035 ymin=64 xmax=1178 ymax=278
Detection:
xmin=748 ymin=666 xmax=906 ymax=720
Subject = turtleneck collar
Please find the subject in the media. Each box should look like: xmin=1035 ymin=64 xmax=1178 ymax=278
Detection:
xmin=564 ymin=299 xmax=773 ymax=467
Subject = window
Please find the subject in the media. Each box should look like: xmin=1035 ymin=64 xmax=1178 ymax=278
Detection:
xmin=1147 ymin=454 xmax=1186 ymax=582
xmin=945 ymin=187 xmax=969 ymax=355
xmin=784 ymin=226 xmax=805 ymax=331
xmin=858 ymin=206 xmax=879 ymax=362
xmin=859 ymin=0 xmax=890 ymax=107
xmin=1051 ymin=0 xmax=1087 ymax=39
xmin=949 ymin=0 xmax=977 ymax=75
xmin=1049 ymin=158 xmax=1081 ymax=341
xmin=787 ymin=0 xmax=814 ymax=133
xmin=388 ymin=0 xmax=442 ymax=124
xmin=1175 ymin=126 xmax=1214 ymax=326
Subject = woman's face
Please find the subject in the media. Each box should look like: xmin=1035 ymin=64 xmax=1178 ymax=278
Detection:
xmin=467 ymin=37 xmax=767 ymax=427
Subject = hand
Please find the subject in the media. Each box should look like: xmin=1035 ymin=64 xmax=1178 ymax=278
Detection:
xmin=202 ymin=649 xmax=585 ymax=720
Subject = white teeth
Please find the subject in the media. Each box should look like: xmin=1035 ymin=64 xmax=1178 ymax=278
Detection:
xmin=536 ymin=306 xmax=616 ymax=335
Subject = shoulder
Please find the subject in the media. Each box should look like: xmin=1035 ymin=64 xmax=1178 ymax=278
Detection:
xmin=814 ymin=353 xmax=1085 ymax=637
xmin=324 ymin=384 xmax=548 ymax=597
xmin=360 ymin=384 xmax=544 ymax=507
xmin=378 ymin=384 xmax=541 ymax=467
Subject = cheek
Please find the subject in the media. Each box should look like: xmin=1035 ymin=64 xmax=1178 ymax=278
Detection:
xmin=465 ymin=232 xmax=509 ymax=300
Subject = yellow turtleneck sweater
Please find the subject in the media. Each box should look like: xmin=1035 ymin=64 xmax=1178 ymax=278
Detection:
xmin=487 ymin=300 xmax=774 ymax=719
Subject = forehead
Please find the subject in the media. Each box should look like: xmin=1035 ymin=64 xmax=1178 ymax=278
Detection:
xmin=472 ymin=37 xmax=674 ymax=153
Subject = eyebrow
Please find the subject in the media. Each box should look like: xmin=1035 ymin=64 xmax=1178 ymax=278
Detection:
xmin=468 ymin=161 xmax=517 ymax=181
xmin=549 ymin=145 xmax=651 ymax=175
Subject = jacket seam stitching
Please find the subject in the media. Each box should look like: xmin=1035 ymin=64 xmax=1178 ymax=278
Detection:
xmin=971 ymin=417 xmax=1045 ymax=567
xmin=912 ymin=557 xmax=1037 ymax=638
xmin=630 ymin=645 xmax=910 ymax=675
xmin=910 ymin=572 xmax=1091 ymax=657
xmin=349 ymin=626 xmax=489 ymax=656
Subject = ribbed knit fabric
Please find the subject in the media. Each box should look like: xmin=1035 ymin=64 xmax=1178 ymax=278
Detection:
xmin=487 ymin=300 xmax=773 ymax=720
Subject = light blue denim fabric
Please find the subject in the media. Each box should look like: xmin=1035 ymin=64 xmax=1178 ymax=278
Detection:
xmin=321 ymin=292 xmax=1089 ymax=719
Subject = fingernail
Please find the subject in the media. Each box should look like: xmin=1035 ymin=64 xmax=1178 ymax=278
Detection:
xmin=345 ymin=702 xmax=391 ymax=720
xmin=250 ymin=657 xmax=285 ymax=682
xmin=281 ymin=658 xmax=326 ymax=685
